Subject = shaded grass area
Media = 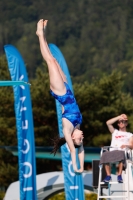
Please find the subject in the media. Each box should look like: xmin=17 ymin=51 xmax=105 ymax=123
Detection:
xmin=0 ymin=191 xmax=5 ymax=200
xmin=48 ymin=192 xmax=106 ymax=200
xmin=1 ymin=190 xmax=107 ymax=200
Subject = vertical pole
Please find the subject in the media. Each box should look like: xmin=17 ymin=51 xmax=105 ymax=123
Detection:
xmin=97 ymin=164 xmax=103 ymax=200
xmin=127 ymin=160 xmax=129 ymax=200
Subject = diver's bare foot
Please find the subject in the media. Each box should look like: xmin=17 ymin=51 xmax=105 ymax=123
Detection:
xmin=43 ymin=20 xmax=48 ymax=37
xmin=36 ymin=19 xmax=44 ymax=37
xmin=43 ymin=20 xmax=48 ymax=30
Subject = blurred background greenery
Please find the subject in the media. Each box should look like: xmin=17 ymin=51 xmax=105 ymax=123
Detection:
xmin=0 ymin=0 xmax=133 ymax=198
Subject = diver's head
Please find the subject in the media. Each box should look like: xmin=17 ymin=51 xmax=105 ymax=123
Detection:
xmin=71 ymin=129 xmax=84 ymax=146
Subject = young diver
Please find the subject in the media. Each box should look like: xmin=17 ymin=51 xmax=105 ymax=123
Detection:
xmin=36 ymin=19 xmax=84 ymax=173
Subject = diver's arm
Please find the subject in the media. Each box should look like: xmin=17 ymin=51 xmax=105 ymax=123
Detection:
xmin=77 ymin=144 xmax=84 ymax=173
xmin=63 ymin=128 xmax=78 ymax=172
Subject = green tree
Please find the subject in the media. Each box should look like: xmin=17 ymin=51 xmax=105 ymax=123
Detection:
xmin=0 ymin=56 xmax=18 ymax=190
xmin=74 ymin=70 xmax=133 ymax=146
xmin=1 ymin=0 xmax=133 ymax=88
xmin=30 ymin=67 xmax=58 ymax=146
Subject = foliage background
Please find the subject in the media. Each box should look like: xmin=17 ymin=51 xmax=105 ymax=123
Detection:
xmin=0 ymin=0 xmax=133 ymax=196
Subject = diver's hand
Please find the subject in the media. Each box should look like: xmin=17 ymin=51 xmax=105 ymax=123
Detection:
xmin=74 ymin=168 xmax=84 ymax=174
xmin=73 ymin=163 xmax=84 ymax=173
xmin=73 ymin=165 xmax=78 ymax=172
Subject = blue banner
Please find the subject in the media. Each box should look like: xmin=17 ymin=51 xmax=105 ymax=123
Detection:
xmin=49 ymin=44 xmax=85 ymax=200
xmin=4 ymin=45 xmax=37 ymax=200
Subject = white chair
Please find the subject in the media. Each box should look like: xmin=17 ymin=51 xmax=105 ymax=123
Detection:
xmin=97 ymin=146 xmax=133 ymax=200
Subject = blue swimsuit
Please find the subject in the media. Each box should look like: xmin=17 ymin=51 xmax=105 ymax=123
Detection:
xmin=50 ymin=82 xmax=82 ymax=127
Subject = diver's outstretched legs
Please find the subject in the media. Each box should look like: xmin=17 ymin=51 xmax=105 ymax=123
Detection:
xmin=36 ymin=19 xmax=66 ymax=95
xmin=42 ymin=20 xmax=67 ymax=84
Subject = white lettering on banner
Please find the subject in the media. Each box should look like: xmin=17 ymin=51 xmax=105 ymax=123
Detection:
xmin=23 ymin=187 xmax=33 ymax=191
xmin=19 ymin=75 xmax=24 ymax=80
xmin=22 ymin=120 xmax=28 ymax=129
xmin=68 ymin=161 xmax=75 ymax=177
xmin=23 ymin=162 xmax=32 ymax=178
xmin=19 ymin=74 xmax=33 ymax=195
xmin=19 ymin=75 xmax=25 ymax=90
xmin=20 ymin=85 xmax=25 ymax=90
xmin=20 ymin=107 xmax=27 ymax=111
xmin=70 ymin=186 xmax=79 ymax=189
xmin=21 ymin=139 xmax=30 ymax=154
xmin=20 ymin=96 xmax=27 ymax=112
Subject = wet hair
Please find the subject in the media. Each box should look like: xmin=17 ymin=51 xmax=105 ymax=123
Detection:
xmin=51 ymin=136 xmax=80 ymax=155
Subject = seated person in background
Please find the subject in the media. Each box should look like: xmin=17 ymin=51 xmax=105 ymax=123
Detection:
xmin=100 ymin=114 xmax=133 ymax=183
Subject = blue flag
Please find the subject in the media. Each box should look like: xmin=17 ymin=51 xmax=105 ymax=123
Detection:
xmin=49 ymin=44 xmax=85 ymax=200
xmin=4 ymin=45 xmax=37 ymax=200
